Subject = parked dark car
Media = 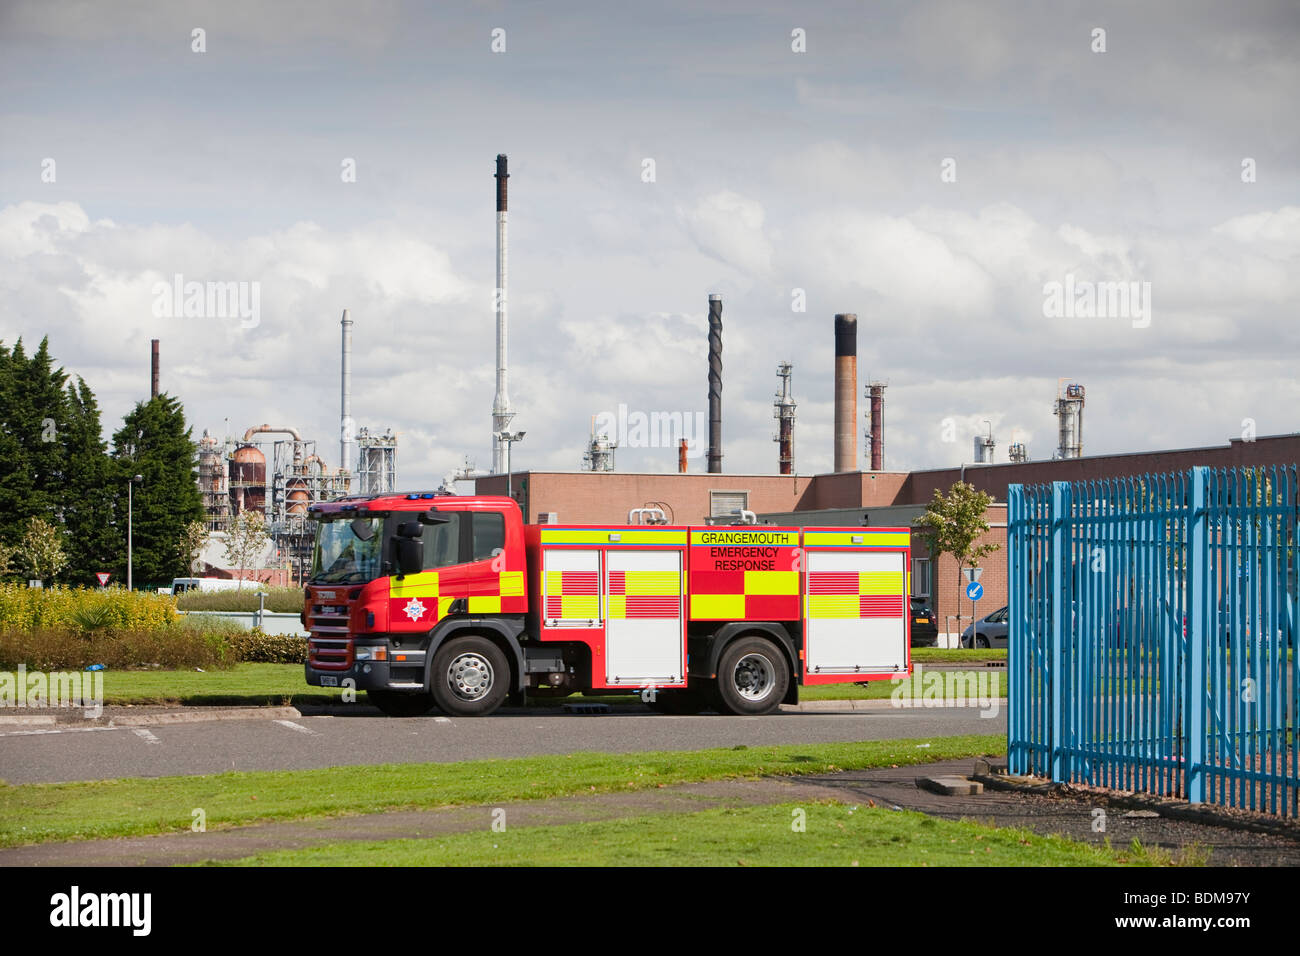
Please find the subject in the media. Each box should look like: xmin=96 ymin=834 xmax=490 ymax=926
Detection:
xmin=910 ymin=596 xmax=939 ymax=647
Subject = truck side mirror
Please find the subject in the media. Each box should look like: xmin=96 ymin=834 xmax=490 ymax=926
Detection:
xmin=396 ymin=522 xmax=423 ymax=539
xmin=395 ymin=538 xmax=423 ymax=575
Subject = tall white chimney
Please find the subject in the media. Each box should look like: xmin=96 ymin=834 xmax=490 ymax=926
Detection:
xmin=340 ymin=309 xmax=353 ymax=474
xmin=491 ymin=154 xmax=515 ymax=474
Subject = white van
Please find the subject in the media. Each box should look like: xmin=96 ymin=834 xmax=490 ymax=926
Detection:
xmin=170 ymin=577 xmax=260 ymax=595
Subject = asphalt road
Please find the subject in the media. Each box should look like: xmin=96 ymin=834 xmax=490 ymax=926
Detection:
xmin=0 ymin=706 xmax=1004 ymax=784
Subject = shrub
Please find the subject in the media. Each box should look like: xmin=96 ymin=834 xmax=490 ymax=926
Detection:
xmin=0 ymin=625 xmax=234 ymax=671
xmin=228 ymin=629 xmax=308 ymax=664
xmin=176 ymin=586 xmax=306 ymax=613
xmin=0 ymin=584 xmax=177 ymax=632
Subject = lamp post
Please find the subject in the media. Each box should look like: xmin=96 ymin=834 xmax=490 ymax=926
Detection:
xmin=127 ymin=473 xmax=142 ymax=590
xmin=496 ymin=431 xmax=525 ymax=498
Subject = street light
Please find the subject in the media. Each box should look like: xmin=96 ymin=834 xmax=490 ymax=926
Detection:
xmin=127 ymin=474 xmax=142 ymax=590
xmin=496 ymin=431 xmax=525 ymax=499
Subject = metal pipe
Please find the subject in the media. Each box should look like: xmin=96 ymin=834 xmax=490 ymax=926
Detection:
xmin=707 ymin=294 xmax=723 ymax=474
xmin=492 ymin=154 xmax=515 ymax=474
xmin=242 ymin=424 xmax=304 ymax=443
xmin=340 ymin=309 xmax=353 ymax=474
xmin=833 ymin=314 xmax=857 ymax=472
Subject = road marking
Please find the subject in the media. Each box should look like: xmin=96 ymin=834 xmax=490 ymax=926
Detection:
xmin=274 ymin=719 xmax=319 ymax=736
xmin=0 ymin=725 xmax=127 ymax=738
xmin=433 ymin=716 xmax=451 ymax=724
xmin=131 ymin=728 xmax=161 ymax=745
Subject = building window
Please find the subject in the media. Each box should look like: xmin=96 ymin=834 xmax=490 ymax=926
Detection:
xmin=912 ymin=558 xmax=932 ymax=597
xmin=709 ymin=490 xmax=749 ymax=520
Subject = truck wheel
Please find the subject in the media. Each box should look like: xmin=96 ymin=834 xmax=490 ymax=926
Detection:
xmin=715 ymin=637 xmax=788 ymax=716
xmin=430 ymin=636 xmax=510 ymax=717
xmin=368 ymin=690 xmax=434 ymax=718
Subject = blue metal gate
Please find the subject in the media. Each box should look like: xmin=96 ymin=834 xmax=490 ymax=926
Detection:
xmin=1007 ymin=466 xmax=1299 ymax=816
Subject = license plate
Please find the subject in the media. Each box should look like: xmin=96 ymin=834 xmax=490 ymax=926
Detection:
xmin=914 ymin=617 xmax=929 ymax=624
xmin=319 ymin=676 xmax=338 ymax=687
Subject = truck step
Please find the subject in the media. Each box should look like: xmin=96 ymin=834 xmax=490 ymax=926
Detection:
xmin=562 ymin=702 xmax=612 ymax=715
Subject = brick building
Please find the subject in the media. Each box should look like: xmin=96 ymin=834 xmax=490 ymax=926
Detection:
xmin=475 ymin=434 xmax=1300 ymax=643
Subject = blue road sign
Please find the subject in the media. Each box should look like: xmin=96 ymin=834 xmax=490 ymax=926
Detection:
xmin=966 ymin=581 xmax=984 ymax=601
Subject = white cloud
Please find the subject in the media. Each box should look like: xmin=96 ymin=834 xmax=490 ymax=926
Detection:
xmin=677 ymin=191 xmax=775 ymax=275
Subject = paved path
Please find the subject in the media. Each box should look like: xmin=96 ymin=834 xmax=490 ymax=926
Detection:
xmin=5 ymin=759 xmax=1298 ymax=866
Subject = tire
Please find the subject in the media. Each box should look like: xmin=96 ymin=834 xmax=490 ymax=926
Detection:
xmin=368 ymin=689 xmax=434 ymax=718
xmin=976 ymin=636 xmax=990 ymax=649
xmin=430 ymin=635 xmax=510 ymax=717
xmin=714 ymin=637 xmax=789 ymax=716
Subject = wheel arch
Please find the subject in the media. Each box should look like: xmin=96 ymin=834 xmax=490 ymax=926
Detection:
xmin=425 ymin=616 xmax=527 ymax=694
xmin=698 ymin=621 xmax=799 ymax=705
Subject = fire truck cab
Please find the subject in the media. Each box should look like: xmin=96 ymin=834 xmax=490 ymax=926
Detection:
xmin=303 ymin=492 xmax=911 ymax=717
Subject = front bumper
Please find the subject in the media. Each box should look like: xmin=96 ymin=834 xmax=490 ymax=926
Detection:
xmin=304 ymin=641 xmax=428 ymax=692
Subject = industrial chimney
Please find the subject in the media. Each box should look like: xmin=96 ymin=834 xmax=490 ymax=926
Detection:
xmin=707 ymin=294 xmax=723 ymax=474
xmin=150 ymin=339 xmax=159 ymax=399
xmin=867 ymin=382 xmax=885 ymax=471
xmin=1053 ymin=381 xmax=1085 ymax=459
xmin=774 ymin=362 xmax=796 ymax=475
xmin=833 ymin=314 xmax=858 ymax=472
xmin=340 ymin=309 xmax=353 ymax=474
xmin=491 ymin=154 xmax=515 ymax=474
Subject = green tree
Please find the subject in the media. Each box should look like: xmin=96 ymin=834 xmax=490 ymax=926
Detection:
xmin=913 ymin=481 xmax=1000 ymax=624
xmin=111 ymin=395 xmax=205 ymax=586
xmin=19 ymin=516 xmax=68 ymax=583
xmin=61 ymin=376 xmax=123 ymax=585
xmin=0 ymin=338 xmax=123 ymax=584
xmin=0 ymin=338 xmax=68 ymax=541
xmin=224 ymin=510 xmax=270 ymax=588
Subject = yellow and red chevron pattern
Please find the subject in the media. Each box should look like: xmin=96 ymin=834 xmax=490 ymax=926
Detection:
xmin=544 ymin=568 xmax=599 ymax=619
xmin=388 ymin=571 xmax=455 ymax=626
xmin=805 ymin=570 xmax=905 ymax=619
xmin=468 ymin=570 xmax=526 ymax=614
xmin=688 ymin=570 xmax=800 ymax=620
xmin=607 ymin=569 xmax=680 ymax=619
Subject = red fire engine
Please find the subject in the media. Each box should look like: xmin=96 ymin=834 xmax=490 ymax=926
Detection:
xmin=303 ymin=492 xmax=911 ymax=717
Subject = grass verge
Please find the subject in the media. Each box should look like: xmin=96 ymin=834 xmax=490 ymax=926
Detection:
xmin=205 ymin=800 xmax=1158 ymax=867
xmin=1 ymin=662 xmax=1007 ymax=708
xmin=0 ymin=735 xmax=1002 ymax=848
xmin=911 ymin=648 xmax=1006 ymax=663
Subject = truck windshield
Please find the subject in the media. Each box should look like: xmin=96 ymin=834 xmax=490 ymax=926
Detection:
xmin=310 ymin=517 xmax=384 ymax=584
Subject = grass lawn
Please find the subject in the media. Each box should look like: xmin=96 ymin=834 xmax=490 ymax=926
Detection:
xmin=58 ymin=663 xmax=350 ymax=707
xmin=2 ymin=660 xmax=1008 ymax=708
xmin=911 ymin=648 xmax=1006 ymax=663
xmin=206 ymin=800 xmax=1158 ymax=868
xmin=0 ymin=736 xmax=1002 ymax=848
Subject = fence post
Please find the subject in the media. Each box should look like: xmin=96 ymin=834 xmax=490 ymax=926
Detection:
xmin=1050 ymin=481 xmax=1070 ymax=782
xmin=1187 ymin=467 xmax=1208 ymax=803
xmin=1008 ymin=483 xmax=1023 ymax=773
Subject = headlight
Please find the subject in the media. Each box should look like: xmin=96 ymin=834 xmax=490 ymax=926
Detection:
xmin=354 ymin=645 xmax=388 ymax=661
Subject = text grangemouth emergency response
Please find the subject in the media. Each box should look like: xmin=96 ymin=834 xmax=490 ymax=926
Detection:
xmin=692 ymin=531 xmax=797 ymax=571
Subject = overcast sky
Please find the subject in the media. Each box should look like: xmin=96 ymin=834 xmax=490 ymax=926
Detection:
xmin=2 ymin=0 xmax=1297 ymax=487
